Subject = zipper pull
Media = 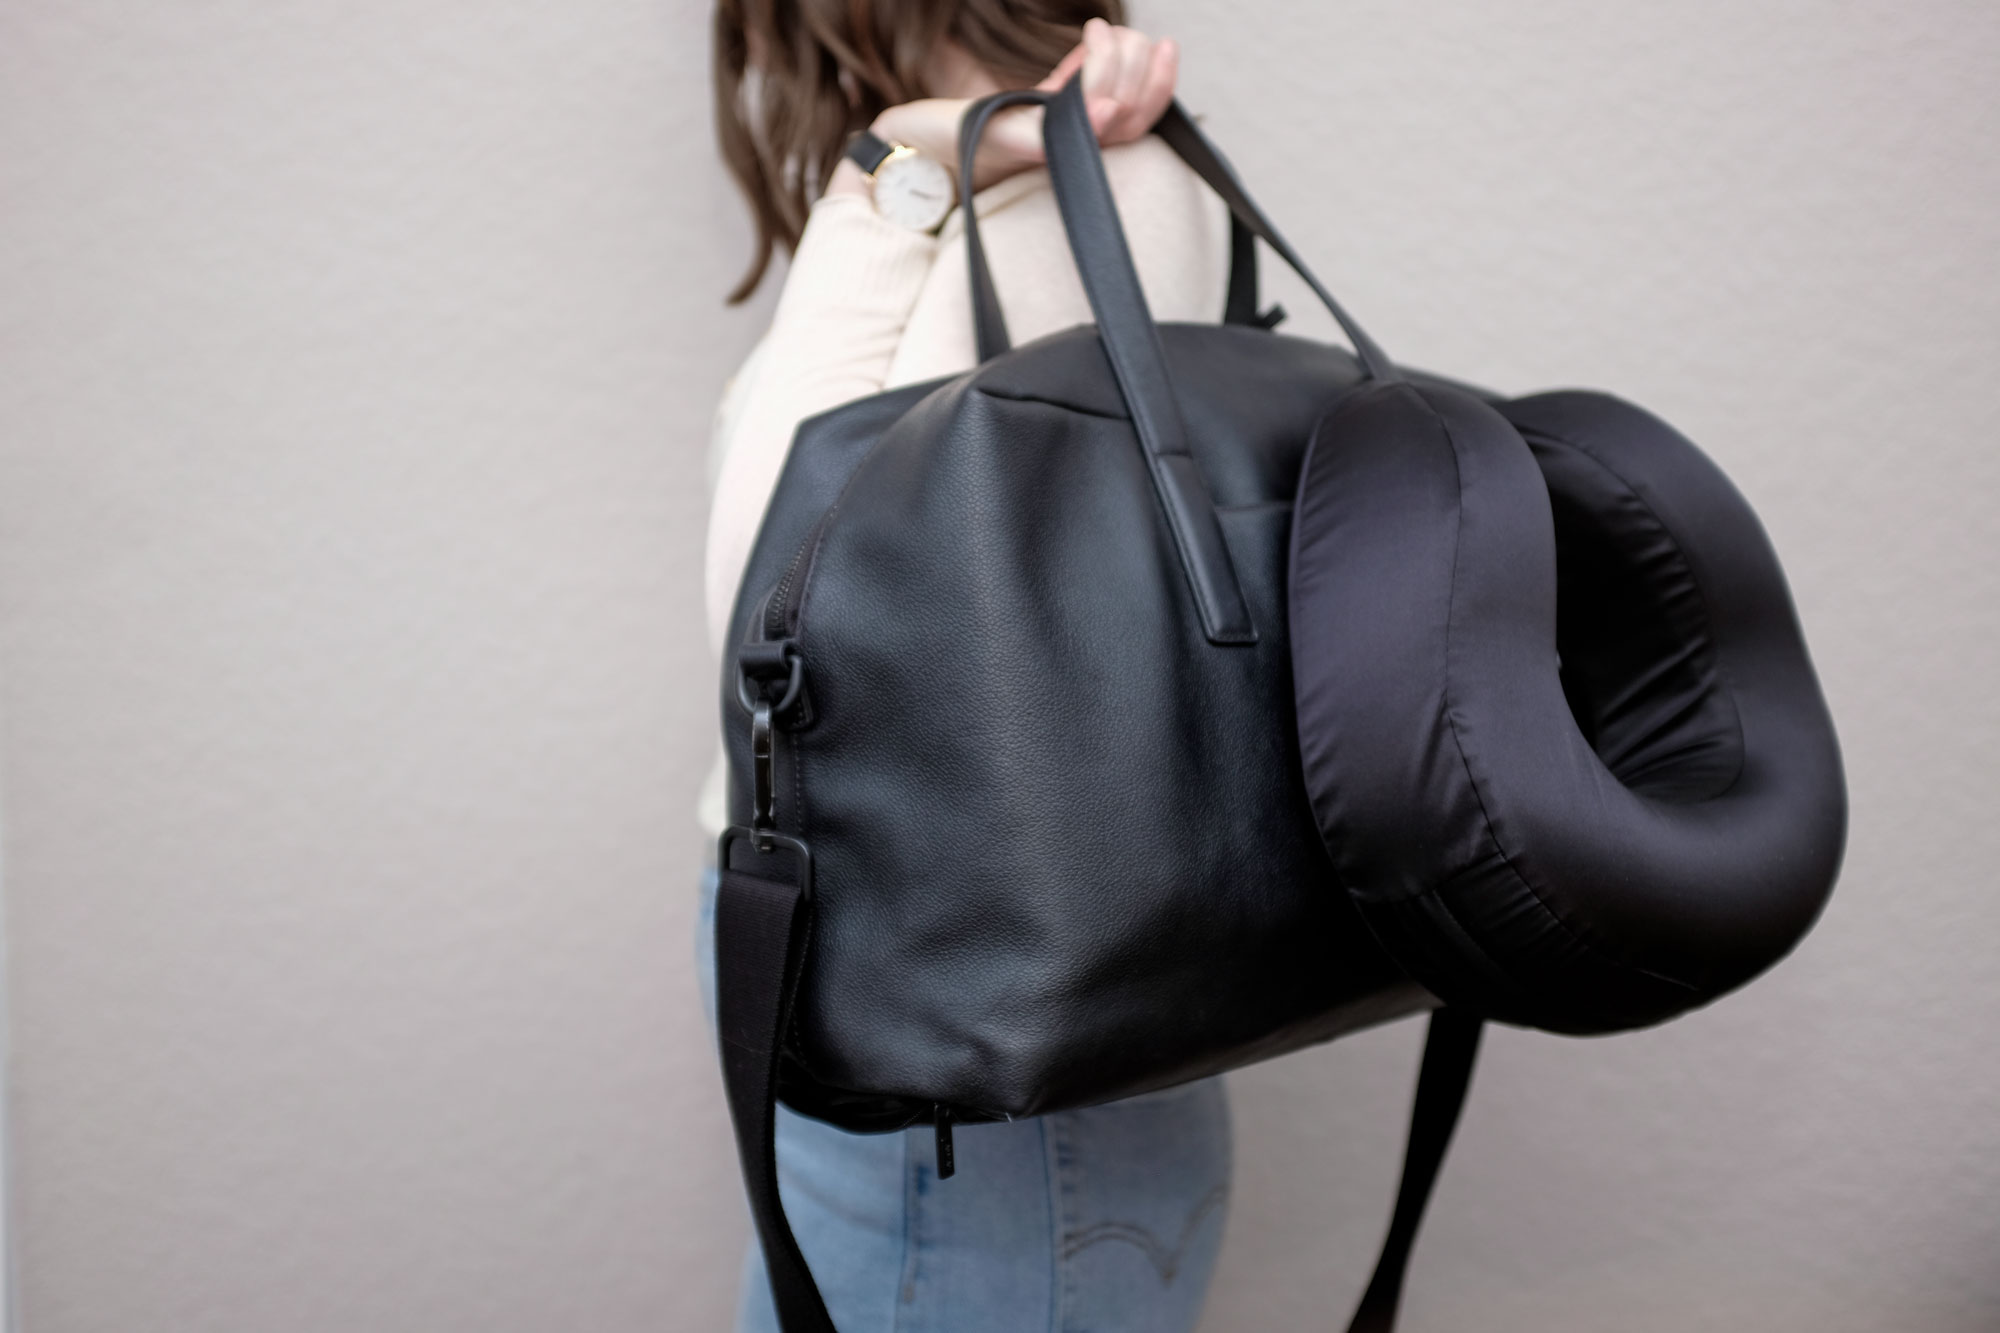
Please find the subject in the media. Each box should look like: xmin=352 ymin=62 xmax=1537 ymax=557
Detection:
xmin=934 ymin=1105 xmax=956 ymax=1180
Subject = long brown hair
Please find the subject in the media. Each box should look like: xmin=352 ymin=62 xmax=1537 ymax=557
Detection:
xmin=713 ymin=0 xmax=1125 ymax=304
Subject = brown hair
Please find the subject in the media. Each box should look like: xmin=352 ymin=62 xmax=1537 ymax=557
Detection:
xmin=713 ymin=0 xmax=1125 ymax=304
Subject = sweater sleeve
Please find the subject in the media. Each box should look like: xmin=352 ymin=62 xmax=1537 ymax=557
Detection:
xmin=703 ymin=192 xmax=940 ymax=660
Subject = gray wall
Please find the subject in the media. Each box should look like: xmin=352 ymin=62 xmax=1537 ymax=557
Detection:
xmin=0 ymin=2 xmax=1992 ymax=1329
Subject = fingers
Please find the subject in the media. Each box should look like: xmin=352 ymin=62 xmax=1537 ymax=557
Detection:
xmin=1073 ymin=18 xmax=1178 ymax=145
xmin=1078 ymin=18 xmax=1134 ymax=130
xmin=1035 ymin=40 xmax=1087 ymax=93
xmin=1081 ymin=18 xmax=1130 ymax=105
xmin=976 ymin=21 xmax=1176 ymax=190
xmin=1128 ymin=37 xmax=1178 ymax=138
xmin=1023 ymin=20 xmax=1181 ymax=156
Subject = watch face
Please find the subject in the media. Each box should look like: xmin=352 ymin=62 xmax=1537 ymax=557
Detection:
xmin=874 ymin=151 xmax=953 ymax=232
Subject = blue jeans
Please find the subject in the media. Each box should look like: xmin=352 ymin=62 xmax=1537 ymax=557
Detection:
xmin=696 ymin=863 xmax=1231 ymax=1333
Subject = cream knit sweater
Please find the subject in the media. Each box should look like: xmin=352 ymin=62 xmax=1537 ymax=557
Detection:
xmin=698 ymin=132 xmax=1232 ymax=840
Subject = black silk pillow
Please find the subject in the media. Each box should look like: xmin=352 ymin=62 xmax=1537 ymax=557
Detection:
xmin=1288 ymin=383 xmax=1847 ymax=1033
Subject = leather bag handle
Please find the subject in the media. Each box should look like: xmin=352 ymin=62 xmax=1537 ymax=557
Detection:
xmin=957 ymin=82 xmax=1396 ymax=380
xmin=954 ymin=73 xmax=1271 ymax=644
xmin=963 ymin=96 xmax=1266 ymax=339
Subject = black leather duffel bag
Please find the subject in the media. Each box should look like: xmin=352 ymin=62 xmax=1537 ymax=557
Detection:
xmin=713 ymin=74 xmax=1468 ymax=1333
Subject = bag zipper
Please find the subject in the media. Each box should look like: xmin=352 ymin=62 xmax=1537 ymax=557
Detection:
xmin=762 ymin=510 xmax=831 ymax=643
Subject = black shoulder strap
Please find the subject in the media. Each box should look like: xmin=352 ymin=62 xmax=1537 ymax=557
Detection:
xmin=1346 ymin=1008 xmax=1484 ymax=1333
xmin=713 ymin=845 xmax=1482 ymax=1333
xmin=714 ymin=835 xmax=836 ymax=1333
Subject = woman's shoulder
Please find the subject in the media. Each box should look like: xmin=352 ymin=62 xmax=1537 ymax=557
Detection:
xmin=1098 ymin=127 xmax=1218 ymax=200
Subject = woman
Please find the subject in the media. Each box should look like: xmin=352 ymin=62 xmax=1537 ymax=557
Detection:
xmin=697 ymin=5 xmax=1236 ymax=1329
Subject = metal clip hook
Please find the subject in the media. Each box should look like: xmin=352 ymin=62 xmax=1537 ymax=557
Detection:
xmin=750 ymin=698 xmax=776 ymax=849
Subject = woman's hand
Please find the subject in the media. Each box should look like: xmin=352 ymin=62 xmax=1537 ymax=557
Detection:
xmin=826 ymin=20 xmax=1179 ymax=202
xmin=984 ymin=19 xmax=1180 ymax=182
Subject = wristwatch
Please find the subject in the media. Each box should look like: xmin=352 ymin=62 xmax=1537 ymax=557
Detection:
xmin=844 ymin=129 xmax=954 ymax=234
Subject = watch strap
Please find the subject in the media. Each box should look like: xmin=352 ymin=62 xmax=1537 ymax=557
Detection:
xmin=844 ymin=129 xmax=895 ymax=176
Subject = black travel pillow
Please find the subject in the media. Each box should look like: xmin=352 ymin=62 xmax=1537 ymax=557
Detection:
xmin=1288 ymin=382 xmax=1847 ymax=1033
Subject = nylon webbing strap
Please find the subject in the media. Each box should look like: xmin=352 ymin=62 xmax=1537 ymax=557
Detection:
xmin=714 ymin=845 xmax=836 ymax=1333
xmin=1346 ymin=1008 xmax=1485 ymax=1333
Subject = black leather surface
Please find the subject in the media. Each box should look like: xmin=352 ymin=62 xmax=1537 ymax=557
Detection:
xmin=956 ymin=82 xmax=1405 ymax=646
xmin=720 ymin=78 xmax=1433 ymax=1127
xmin=1288 ymin=383 xmax=1847 ymax=1033
xmin=723 ymin=320 xmax=1430 ymax=1124
xmin=1038 ymin=77 xmax=1256 ymax=645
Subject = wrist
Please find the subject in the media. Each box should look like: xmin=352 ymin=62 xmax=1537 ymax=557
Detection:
xmin=870 ymin=98 xmax=1031 ymax=194
xmin=868 ymin=100 xmax=962 ymax=165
